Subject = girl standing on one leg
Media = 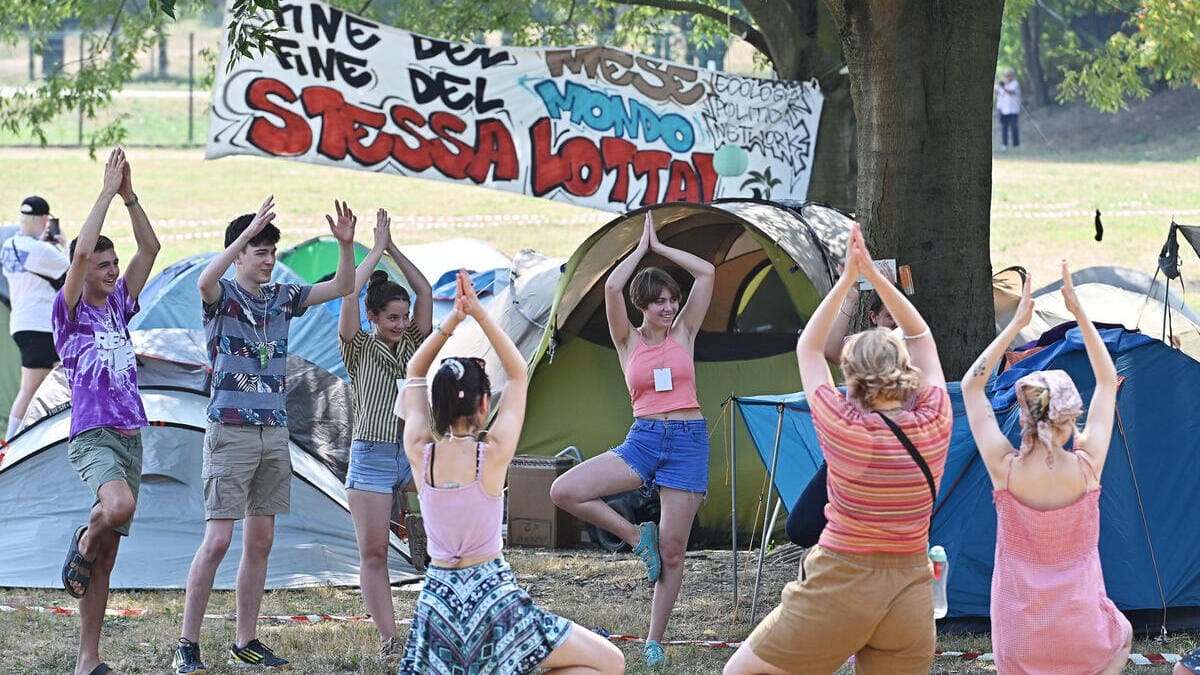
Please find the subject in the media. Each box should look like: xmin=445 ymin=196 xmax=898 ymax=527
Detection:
xmin=337 ymin=208 xmax=432 ymax=663
xmin=551 ymin=212 xmax=715 ymax=667
xmin=961 ymin=261 xmax=1131 ymax=674
xmin=725 ymin=224 xmax=952 ymax=675
xmin=399 ymin=270 xmax=624 ymax=674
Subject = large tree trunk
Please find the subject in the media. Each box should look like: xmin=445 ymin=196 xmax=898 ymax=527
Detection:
xmin=825 ymin=0 xmax=1003 ymax=375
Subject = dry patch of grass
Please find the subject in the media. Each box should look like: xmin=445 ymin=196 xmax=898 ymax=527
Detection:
xmin=2 ymin=548 xmax=1190 ymax=673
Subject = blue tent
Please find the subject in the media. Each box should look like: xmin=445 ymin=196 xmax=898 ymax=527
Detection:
xmin=129 ymin=253 xmax=346 ymax=379
xmin=734 ymin=327 xmax=1200 ymax=631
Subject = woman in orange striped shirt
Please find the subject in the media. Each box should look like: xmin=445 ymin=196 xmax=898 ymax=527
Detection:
xmin=725 ymin=223 xmax=953 ymax=675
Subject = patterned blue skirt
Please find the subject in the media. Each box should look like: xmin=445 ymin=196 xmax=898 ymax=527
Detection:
xmin=399 ymin=557 xmax=573 ymax=674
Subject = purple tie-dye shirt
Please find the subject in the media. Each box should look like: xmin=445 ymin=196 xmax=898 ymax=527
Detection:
xmin=52 ymin=278 xmax=148 ymax=439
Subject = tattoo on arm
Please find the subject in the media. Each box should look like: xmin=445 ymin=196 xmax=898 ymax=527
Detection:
xmin=971 ymin=357 xmax=988 ymax=378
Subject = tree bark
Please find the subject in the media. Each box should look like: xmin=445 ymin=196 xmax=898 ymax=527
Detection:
xmin=824 ymin=0 xmax=1003 ymax=375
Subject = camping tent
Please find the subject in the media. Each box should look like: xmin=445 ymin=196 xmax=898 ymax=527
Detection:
xmin=993 ymin=265 xmax=1200 ymax=359
xmin=127 ymin=253 xmax=347 ymax=379
xmin=437 ymin=200 xmax=854 ymax=539
xmin=735 ymin=327 xmax=1200 ymax=631
xmin=0 ymin=329 xmax=417 ymax=589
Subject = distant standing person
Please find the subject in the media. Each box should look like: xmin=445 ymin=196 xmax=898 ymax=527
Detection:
xmin=996 ymin=67 xmax=1021 ymax=150
xmin=2 ymin=194 xmax=69 ymax=438
xmin=56 ymin=148 xmax=161 ymax=675
xmin=171 ymin=197 xmax=356 ymax=674
xmin=338 ymin=208 xmax=432 ymax=664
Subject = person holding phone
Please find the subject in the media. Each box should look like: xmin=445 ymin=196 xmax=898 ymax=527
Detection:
xmin=1 ymin=195 xmax=69 ymax=439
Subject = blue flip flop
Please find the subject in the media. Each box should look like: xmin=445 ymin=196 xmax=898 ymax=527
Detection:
xmin=632 ymin=521 xmax=661 ymax=583
xmin=62 ymin=525 xmax=94 ymax=599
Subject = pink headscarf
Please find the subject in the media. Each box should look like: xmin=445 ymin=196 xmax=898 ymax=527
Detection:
xmin=1015 ymin=370 xmax=1083 ymax=467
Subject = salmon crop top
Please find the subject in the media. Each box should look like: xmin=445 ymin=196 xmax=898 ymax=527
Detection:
xmin=624 ymin=331 xmax=701 ymax=417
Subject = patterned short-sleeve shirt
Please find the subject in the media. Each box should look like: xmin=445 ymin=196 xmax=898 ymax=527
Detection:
xmin=204 ymin=277 xmax=311 ymax=426
xmin=340 ymin=323 xmax=426 ymax=442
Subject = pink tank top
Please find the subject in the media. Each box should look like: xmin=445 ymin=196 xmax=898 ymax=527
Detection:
xmin=418 ymin=442 xmax=503 ymax=564
xmin=624 ymin=331 xmax=700 ymax=417
xmin=990 ymin=454 xmax=1129 ymax=673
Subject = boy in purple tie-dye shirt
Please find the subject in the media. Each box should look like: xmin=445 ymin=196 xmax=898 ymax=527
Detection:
xmin=54 ymin=148 xmax=160 ymax=675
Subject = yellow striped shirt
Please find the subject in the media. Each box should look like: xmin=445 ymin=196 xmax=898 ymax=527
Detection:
xmin=339 ymin=324 xmax=426 ymax=442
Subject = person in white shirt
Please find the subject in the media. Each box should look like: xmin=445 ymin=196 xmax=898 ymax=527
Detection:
xmin=995 ymin=67 xmax=1022 ymax=150
xmin=1 ymin=195 xmax=69 ymax=438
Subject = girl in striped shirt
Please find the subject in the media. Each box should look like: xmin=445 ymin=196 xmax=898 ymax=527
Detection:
xmin=337 ymin=208 xmax=432 ymax=663
xmin=726 ymin=223 xmax=953 ymax=675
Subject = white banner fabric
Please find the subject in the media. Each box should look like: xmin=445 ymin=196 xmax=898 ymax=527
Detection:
xmin=206 ymin=0 xmax=823 ymax=212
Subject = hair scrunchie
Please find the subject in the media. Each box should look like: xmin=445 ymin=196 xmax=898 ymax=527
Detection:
xmin=440 ymin=358 xmax=466 ymax=381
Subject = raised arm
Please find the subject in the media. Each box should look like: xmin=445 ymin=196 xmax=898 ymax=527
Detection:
xmin=198 ymin=196 xmax=275 ymax=305
xmin=305 ymin=200 xmax=357 ymax=307
xmin=339 ymin=209 xmax=389 ymax=344
xmin=466 ymin=270 xmax=527 ymax=464
xmin=796 ymin=223 xmax=863 ymax=396
xmin=387 ymin=236 xmax=433 ymax=338
xmin=62 ymin=148 xmax=126 ymax=317
xmin=604 ymin=213 xmax=652 ymax=352
xmin=854 ymin=228 xmax=946 ymax=391
xmin=402 ymin=282 xmax=465 ymax=457
xmin=1062 ymin=260 xmax=1118 ymax=471
xmin=963 ymin=274 xmax=1032 ymax=484
xmin=822 ymin=278 xmax=859 ymax=365
xmin=648 ymin=213 xmax=714 ymax=340
xmin=116 ymin=155 xmax=160 ymax=301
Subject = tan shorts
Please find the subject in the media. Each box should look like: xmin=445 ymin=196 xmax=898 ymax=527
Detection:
xmin=67 ymin=427 xmax=143 ymax=536
xmin=746 ymin=545 xmax=936 ymax=675
xmin=202 ymin=422 xmax=291 ymax=520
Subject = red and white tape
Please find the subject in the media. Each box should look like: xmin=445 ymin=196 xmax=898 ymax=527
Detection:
xmin=0 ymin=605 xmax=1186 ymax=665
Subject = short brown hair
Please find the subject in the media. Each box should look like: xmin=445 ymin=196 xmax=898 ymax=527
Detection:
xmin=841 ymin=328 xmax=922 ymax=408
xmin=629 ymin=267 xmax=681 ymax=310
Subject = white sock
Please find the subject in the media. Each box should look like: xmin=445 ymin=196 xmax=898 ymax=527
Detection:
xmin=6 ymin=415 xmax=20 ymax=439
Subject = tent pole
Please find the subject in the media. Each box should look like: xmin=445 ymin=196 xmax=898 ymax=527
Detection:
xmin=751 ymin=404 xmax=785 ymax=623
xmin=729 ymin=397 xmax=738 ymax=612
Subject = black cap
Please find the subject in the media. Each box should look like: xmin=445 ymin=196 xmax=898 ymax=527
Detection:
xmin=20 ymin=196 xmax=51 ymax=217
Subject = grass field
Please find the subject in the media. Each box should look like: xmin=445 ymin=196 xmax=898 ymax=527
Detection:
xmin=1 ymin=101 xmax=1199 ymax=673
xmin=1 ymin=549 xmax=1194 ymax=674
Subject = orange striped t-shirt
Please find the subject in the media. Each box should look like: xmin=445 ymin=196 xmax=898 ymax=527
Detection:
xmin=810 ymin=384 xmax=953 ymax=554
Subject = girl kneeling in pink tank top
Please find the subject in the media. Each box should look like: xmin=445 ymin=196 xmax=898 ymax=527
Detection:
xmin=398 ymin=269 xmax=623 ymax=675
xmin=550 ymin=212 xmax=715 ymax=667
xmin=962 ymin=261 xmax=1131 ymax=675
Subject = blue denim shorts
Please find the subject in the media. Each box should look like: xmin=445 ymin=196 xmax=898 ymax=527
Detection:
xmin=345 ymin=439 xmax=414 ymax=494
xmin=612 ymin=418 xmax=710 ymax=493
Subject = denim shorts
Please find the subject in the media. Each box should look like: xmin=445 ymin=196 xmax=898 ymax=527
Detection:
xmin=612 ymin=418 xmax=710 ymax=493
xmin=346 ymin=439 xmax=414 ymax=494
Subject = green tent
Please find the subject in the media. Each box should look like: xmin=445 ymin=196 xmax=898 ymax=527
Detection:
xmin=279 ymin=237 xmax=402 ymax=283
xmin=434 ymin=200 xmax=853 ymax=540
xmin=0 ymin=303 xmax=19 ymax=435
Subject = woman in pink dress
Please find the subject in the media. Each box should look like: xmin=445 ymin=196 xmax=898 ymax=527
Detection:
xmin=962 ymin=261 xmax=1131 ymax=674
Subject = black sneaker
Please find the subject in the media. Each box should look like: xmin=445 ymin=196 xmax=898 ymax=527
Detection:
xmin=172 ymin=638 xmax=207 ymax=674
xmin=228 ymin=639 xmax=291 ymax=669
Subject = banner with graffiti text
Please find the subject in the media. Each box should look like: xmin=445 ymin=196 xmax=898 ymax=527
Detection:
xmin=206 ymin=0 xmax=823 ymax=212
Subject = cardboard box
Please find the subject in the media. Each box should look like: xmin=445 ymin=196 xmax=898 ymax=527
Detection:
xmin=507 ymin=455 xmax=581 ymax=548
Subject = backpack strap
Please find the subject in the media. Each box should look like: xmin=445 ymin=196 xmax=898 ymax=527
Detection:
xmin=875 ymin=412 xmax=937 ymax=535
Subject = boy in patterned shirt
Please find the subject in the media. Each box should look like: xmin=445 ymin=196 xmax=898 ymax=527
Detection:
xmin=56 ymin=148 xmax=161 ymax=675
xmin=172 ymin=197 xmax=356 ymax=673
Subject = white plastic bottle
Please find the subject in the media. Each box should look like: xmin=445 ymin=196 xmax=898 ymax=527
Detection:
xmin=930 ymin=545 xmax=949 ymax=619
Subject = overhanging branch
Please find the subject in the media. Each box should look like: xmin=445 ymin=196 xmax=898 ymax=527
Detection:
xmin=603 ymin=0 xmax=771 ymax=60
